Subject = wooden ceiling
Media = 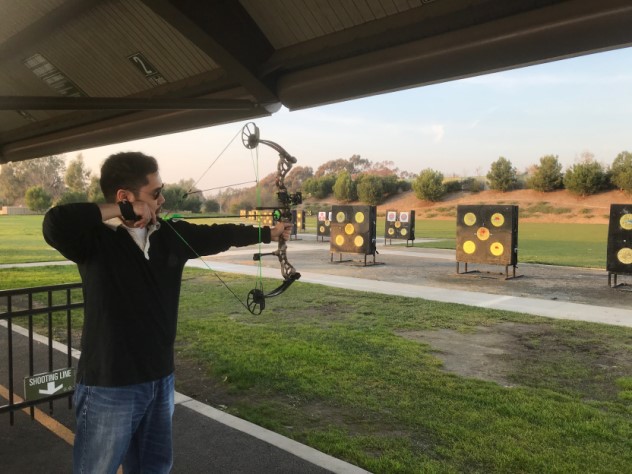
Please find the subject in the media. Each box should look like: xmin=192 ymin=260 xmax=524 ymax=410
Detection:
xmin=1 ymin=0 xmax=631 ymax=163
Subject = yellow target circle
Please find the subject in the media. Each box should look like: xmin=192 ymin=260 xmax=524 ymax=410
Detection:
xmin=476 ymin=227 xmax=490 ymax=241
xmin=617 ymin=247 xmax=632 ymax=264
xmin=400 ymin=228 xmax=407 ymax=236
xmin=463 ymin=240 xmax=476 ymax=254
xmin=344 ymin=223 xmax=355 ymax=235
xmin=354 ymin=235 xmax=364 ymax=247
xmin=319 ymin=225 xmax=325 ymax=233
xmin=335 ymin=235 xmax=345 ymax=246
xmin=490 ymin=242 xmax=504 ymax=256
xmin=324 ymin=220 xmax=330 ymax=226
xmin=463 ymin=212 xmax=477 ymax=226
xmin=388 ymin=228 xmax=395 ymax=236
xmin=394 ymin=221 xmax=401 ymax=228
xmin=620 ymin=214 xmax=632 ymax=230
xmin=491 ymin=213 xmax=505 ymax=227
xmin=355 ymin=212 xmax=365 ymax=223
xmin=336 ymin=212 xmax=346 ymax=223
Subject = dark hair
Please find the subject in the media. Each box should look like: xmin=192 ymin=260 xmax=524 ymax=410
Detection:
xmin=100 ymin=152 xmax=159 ymax=202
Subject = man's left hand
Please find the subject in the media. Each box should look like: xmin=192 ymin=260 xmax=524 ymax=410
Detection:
xmin=270 ymin=221 xmax=292 ymax=242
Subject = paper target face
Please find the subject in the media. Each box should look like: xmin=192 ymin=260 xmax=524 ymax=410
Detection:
xmin=399 ymin=212 xmax=409 ymax=223
xmin=490 ymin=242 xmax=504 ymax=256
xmin=617 ymin=247 xmax=632 ymax=265
xmin=491 ymin=213 xmax=505 ymax=227
xmin=387 ymin=211 xmax=397 ymax=222
xmin=476 ymin=227 xmax=490 ymax=241
xmin=463 ymin=212 xmax=476 ymax=226
xmin=620 ymin=214 xmax=632 ymax=231
xmin=463 ymin=240 xmax=476 ymax=254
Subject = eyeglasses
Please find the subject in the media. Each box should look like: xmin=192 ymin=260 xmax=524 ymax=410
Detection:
xmin=138 ymin=184 xmax=164 ymax=200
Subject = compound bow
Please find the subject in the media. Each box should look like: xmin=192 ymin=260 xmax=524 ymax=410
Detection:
xmin=164 ymin=122 xmax=302 ymax=315
xmin=241 ymin=122 xmax=302 ymax=314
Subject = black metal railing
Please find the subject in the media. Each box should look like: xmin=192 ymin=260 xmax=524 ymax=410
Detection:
xmin=0 ymin=283 xmax=83 ymax=425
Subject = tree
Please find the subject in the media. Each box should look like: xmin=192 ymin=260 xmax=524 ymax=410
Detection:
xmin=356 ymin=174 xmax=384 ymax=205
xmin=162 ymin=185 xmax=202 ymax=213
xmin=486 ymin=157 xmax=517 ymax=192
xmin=56 ymin=191 xmax=88 ymax=205
xmin=86 ymin=176 xmax=106 ymax=203
xmin=314 ymin=155 xmax=370 ymax=177
xmin=525 ymin=155 xmax=564 ymax=192
xmin=203 ymin=199 xmax=220 ymax=213
xmin=412 ymin=169 xmax=446 ymax=201
xmin=0 ymin=155 xmax=65 ymax=205
xmin=610 ymin=151 xmax=632 ymax=194
xmin=563 ymin=159 xmax=608 ymax=196
xmin=65 ymin=154 xmax=90 ymax=192
xmin=285 ymin=166 xmax=313 ymax=192
xmin=25 ymin=186 xmax=52 ymax=212
xmin=302 ymin=175 xmax=335 ymax=199
xmin=333 ymin=171 xmax=356 ymax=201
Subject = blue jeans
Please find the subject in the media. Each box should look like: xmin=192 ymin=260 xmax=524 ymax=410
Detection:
xmin=73 ymin=373 xmax=175 ymax=474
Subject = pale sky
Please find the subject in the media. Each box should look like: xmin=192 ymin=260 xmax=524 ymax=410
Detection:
xmin=74 ymin=46 xmax=632 ymax=196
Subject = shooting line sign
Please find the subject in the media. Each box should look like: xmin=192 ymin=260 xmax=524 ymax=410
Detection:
xmin=24 ymin=368 xmax=75 ymax=401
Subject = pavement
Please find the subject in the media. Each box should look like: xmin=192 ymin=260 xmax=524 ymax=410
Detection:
xmin=2 ymin=235 xmax=632 ymax=473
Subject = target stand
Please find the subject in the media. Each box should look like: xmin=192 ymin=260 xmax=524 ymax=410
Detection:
xmin=289 ymin=209 xmax=305 ymax=241
xmin=330 ymin=250 xmax=384 ymax=267
xmin=384 ymin=210 xmax=415 ymax=247
xmin=455 ymin=205 xmax=520 ymax=280
xmin=329 ymin=205 xmax=384 ymax=267
xmin=316 ymin=210 xmax=331 ymax=242
xmin=607 ymin=272 xmax=632 ymax=290
xmin=456 ymin=262 xmax=519 ymax=280
xmin=606 ymin=204 xmax=632 ymax=289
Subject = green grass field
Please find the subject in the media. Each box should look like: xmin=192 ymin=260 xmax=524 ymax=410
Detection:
xmin=2 ymin=214 xmax=631 ymax=473
xmin=0 ymin=215 xmax=609 ymax=268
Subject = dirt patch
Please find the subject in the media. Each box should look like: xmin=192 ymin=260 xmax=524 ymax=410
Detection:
xmin=396 ymin=322 xmax=632 ymax=402
xmin=397 ymin=323 xmax=545 ymax=387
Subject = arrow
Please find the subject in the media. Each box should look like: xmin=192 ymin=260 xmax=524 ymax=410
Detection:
xmin=38 ymin=381 xmax=63 ymax=395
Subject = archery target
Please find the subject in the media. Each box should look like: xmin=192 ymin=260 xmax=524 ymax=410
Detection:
xmin=291 ymin=209 xmax=305 ymax=233
xmin=384 ymin=210 xmax=415 ymax=241
xmin=456 ymin=205 xmax=518 ymax=265
xmin=607 ymin=204 xmax=632 ymax=273
xmin=330 ymin=205 xmax=376 ymax=254
xmin=317 ymin=210 xmax=332 ymax=237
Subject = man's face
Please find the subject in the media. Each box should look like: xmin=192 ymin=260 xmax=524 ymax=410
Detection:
xmin=133 ymin=171 xmax=165 ymax=213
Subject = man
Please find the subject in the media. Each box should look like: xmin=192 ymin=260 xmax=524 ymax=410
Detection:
xmin=43 ymin=151 xmax=290 ymax=473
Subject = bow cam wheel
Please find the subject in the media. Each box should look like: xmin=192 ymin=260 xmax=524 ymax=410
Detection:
xmin=242 ymin=122 xmax=260 ymax=149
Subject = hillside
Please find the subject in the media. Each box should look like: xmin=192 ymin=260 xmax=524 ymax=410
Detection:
xmin=307 ymin=189 xmax=632 ymax=224
xmin=381 ymin=189 xmax=632 ymax=224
